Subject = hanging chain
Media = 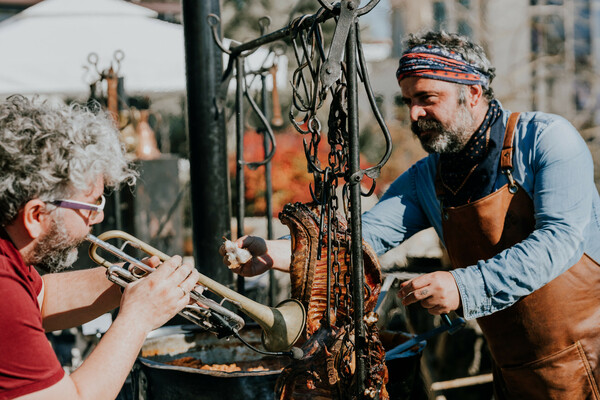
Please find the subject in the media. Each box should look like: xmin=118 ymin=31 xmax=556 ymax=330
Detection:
xmin=288 ymin=0 xmax=356 ymax=350
xmin=286 ymin=4 xmax=391 ymax=397
xmin=326 ymin=84 xmax=353 ymax=322
xmin=205 ymin=3 xmax=390 ymax=397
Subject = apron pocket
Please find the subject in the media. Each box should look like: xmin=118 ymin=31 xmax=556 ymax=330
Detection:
xmin=499 ymin=341 xmax=599 ymax=400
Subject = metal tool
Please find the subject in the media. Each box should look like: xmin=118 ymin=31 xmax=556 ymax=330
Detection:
xmin=320 ymin=0 xmax=358 ymax=90
xmin=318 ymin=0 xmax=382 ymax=91
xmin=386 ymin=316 xmax=466 ymax=360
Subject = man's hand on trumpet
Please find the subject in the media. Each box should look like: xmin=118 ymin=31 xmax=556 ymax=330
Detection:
xmin=118 ymin=255 xmax=200 ymax=333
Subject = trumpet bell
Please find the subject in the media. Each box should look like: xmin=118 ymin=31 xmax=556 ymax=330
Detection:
xmin=262 ymin=299 xmax=306 ymax=352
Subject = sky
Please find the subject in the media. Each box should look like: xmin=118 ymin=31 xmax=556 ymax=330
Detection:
xmin=359 ymin=0 xmax=392 ymax=40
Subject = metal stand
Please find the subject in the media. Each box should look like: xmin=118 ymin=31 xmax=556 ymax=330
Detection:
xmin=205 ymin=1 xmax=392 ymax=397
xmin=181 ymin=0 xmax=233 ymax=284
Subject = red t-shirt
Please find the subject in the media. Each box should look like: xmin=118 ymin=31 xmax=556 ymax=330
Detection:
xmin=0 ymin=229 xmax=64 ymax=399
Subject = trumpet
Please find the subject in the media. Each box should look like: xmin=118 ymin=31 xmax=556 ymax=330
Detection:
xmin=86 ymin=230 xmax=306 ymax=357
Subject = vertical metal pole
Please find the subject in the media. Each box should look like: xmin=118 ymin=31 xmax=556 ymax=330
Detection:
xmin=181 ymin=0 xmax=233 ymax=284
xmin=260 ymin=74 xmax=277 ymax=307
xmin=325 ymin=179 xmax=332 ymax=327
xmin=114 ymin=77 xmax=127 ymax=232
xmin=347 ymin=21 xmax=366 ymax=398
xmin=235 ymin=56 xmax=246 ymax=296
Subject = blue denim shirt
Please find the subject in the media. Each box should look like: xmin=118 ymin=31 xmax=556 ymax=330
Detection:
xmin=362 ymin=107 xmax=600 ymax=320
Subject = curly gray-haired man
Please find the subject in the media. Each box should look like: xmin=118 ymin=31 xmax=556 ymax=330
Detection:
xmin=0 ymin=95 xmax=200 ymax=399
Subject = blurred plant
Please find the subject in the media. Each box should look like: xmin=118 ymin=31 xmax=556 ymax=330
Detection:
xmin=231 ymin=127 xmax=376 ymax=217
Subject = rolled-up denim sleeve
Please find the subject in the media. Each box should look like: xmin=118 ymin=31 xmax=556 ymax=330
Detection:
xmin=362 ymin=164 xmax=431 ymax=256
xmin=451 ymin=117 xmax=593 ymax=319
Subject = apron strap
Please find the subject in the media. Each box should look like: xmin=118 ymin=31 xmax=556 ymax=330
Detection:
xmin=501 ymin=112 xmax=520 ymax=170
xmin=501 ymin=112 xmax=520 ymax=193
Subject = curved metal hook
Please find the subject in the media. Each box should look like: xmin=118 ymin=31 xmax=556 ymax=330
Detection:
xmin=316 ymin=0 xmax=335 ymax=11
xmin=302 ymin=138 xmax=325 ymax=175
xmin=357 ymin=0 xmax=381 ymax=16
xmin=348 ymin=169 xmax=377 ymax=196
xmin=290 ymin=44 xmax=314 ymax=111
xmin=241 ymin=75 xmax=276 ymax=169
xmin=318 ymin=0 xmax=380 ymax=16
xmin=258 ymin=16 xmax=271 ymax=36
xmin=361 ymin=178 xmax=377 ymax=197
xmin=289 ymin=14 xmax=313 ymax=39
xmin=355 ymin=22 xmax=392 ymax=180
xmin=299 ymin=29 xmax=320 ymax=80
xmin=308 ymin=183 xmax=322 ymax=204
xmin=87 ymin=52 xmax=101 ymax=75
xmin=289 ymin=110 xmax=311 ymax=134
xmin=208 ymin=14 xmax=262 ymax=59
xmin=291 ymin=69 xmax=311 ymax=112
xmin=112 ymin=50 xmax=125 ymax=75
xmin=308 ymin=115 xmax=323 ymax=135
xmin=207 ymin=14 xmax=232 ymax=55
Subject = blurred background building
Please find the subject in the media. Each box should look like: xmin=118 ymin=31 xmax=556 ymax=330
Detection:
xmin=1 ymin=0 xmax=598 ymax=180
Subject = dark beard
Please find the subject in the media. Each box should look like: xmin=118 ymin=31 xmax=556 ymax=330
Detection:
xmin=411 ymin=119 xmax=445 ymax=151
xmin=411 ymin=118 xmax=445 ymax=136
xmin=410 ymin=104 xmax=475 ymax=154
xmin=29 ymin=216 xmax=86 ymax=273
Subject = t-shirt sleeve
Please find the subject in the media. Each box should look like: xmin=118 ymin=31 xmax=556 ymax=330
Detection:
xmin=0 ymin=264 xmax=65 ymax=399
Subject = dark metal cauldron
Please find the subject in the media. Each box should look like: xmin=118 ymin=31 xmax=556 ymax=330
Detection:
xmin=380 ymin=330 xmax=428 ymax=399
xmin=130 ymin=325 xmax=288 ymax=400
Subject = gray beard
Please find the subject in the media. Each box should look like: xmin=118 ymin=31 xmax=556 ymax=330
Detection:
xmin=412 ymin=103 xmax=475 ymax=154
xmin=29 ymin=214 xmax=85 ymax=273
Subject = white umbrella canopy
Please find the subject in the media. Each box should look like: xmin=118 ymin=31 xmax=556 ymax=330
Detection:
xmin=0 ymin=0 xmax=186 ymax=96
xmin=0 ymin=0 xmax=289 ymax=98
xmin=19 ymin=0 xmax=158 ymax=18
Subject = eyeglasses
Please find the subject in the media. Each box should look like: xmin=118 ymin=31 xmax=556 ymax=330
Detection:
xmin=49 ymin=194 xmax=106 ymax=220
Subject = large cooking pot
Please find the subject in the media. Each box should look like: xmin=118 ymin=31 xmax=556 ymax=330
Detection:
xmin=130 ymin=324 xmax=288 ymax=400
xmin=129 ymin=325 xmax=425 ymax=399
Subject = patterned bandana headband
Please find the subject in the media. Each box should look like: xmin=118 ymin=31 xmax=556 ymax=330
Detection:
xmin=396 ymin=45 xmax=490 ymax=88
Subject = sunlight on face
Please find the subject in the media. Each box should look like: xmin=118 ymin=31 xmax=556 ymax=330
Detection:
xmin=400 ymin=78 xmax=478 ymax=154
xmin=412 ymin=96 xmax=475 ymax=154
xmin=29 ymin=210 xmax=86 ymax=273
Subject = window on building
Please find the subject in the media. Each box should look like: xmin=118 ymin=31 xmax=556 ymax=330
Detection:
xmin=458 ymin=20 xmax=472 ymax=37
xmin=433 ymin=1 xmax=447 ymax=31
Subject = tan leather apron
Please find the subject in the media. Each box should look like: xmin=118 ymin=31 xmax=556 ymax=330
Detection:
xmin=440 ymin=113 xmax=600 ymax=399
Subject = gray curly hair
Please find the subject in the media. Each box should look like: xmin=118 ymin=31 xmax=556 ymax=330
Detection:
xmin=404 ymin=31 xmax=496 ymax=101
xmin=0 ymin=95 xmax=137 ymax=226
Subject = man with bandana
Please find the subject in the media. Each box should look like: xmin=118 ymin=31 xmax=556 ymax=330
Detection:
xmin=225 ymin=31 xmax=600 ymax=398
xmin=0 ymin=95 xmax=200 ymax=399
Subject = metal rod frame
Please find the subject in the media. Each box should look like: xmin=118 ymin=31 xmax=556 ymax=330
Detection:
xmin=346 ymin=21 xmax=366 ymax=394
xmin=205 ymin=2 xmax=389 ymax=397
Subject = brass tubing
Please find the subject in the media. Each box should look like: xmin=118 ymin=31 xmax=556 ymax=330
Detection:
xmin=87 ymin=230 xmax=306 ymax=352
